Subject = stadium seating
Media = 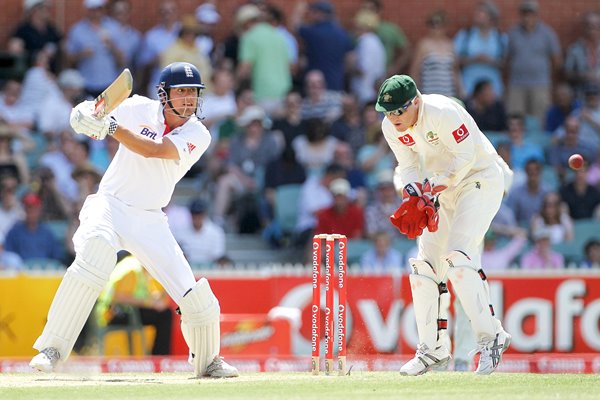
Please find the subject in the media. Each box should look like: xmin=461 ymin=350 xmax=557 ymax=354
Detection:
xmin=274 ymin=184 xmax=302 ymax=234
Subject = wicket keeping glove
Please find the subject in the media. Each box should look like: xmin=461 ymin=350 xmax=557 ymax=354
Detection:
xmin=70 ymin=100 xmax=118 ymax=141
xmin=389 ymin=182 xmax=428 ymax=240
xmin=417 ymin=178 xmax=446 ymax=233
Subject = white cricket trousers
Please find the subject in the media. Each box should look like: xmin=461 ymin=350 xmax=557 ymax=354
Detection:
xmin=74 ymin=192 xmax=197 ymax=303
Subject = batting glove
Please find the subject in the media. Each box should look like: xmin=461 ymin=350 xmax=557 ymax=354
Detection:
xmin=70 ymin=100 xmax=118 ymax=141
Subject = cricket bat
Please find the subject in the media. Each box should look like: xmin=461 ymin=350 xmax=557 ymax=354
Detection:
xmin=93 ymin=68 xmax=133 ymax=119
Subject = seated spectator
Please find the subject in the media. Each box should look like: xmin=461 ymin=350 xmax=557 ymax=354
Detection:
xmin=586 ymin=148 xmax=600 ymax=187
xmin=330 ymin=94 xmax=366 ymax=155
xmin=571 ymin=83 xmax=600 ymax=154
xmin=581 ymin=239 xmax=600 ymax=268
xmin=106 ymin=0 xmax=142 ymax=69
xmin=270 ymin=91 xmax=305 ymax=147
xmin=564 ymin=11 xmax=600 ymax=96
xmin=0 ymin=79 xmax=35 ymax=134
xmin=31 ymin=166 xmax=70 ymax=221
xmin=7 ymin=0 xmax=63 ymax=72
xmin=547 ymin=116 xmax=595 ymax=184
xmin=213 ymin=105 xmax=282 ymax=231
xmin=291 ymin=118 xmax=338 ymax=176
xmin=0 ymin=124 xmax=30 ymax=185
xmin=506 ymin=159 xmax=547 ymax=226
xmin=315 ymin=178 xmax=364 ymax=239
xmin=530 ymin=192 xmax=574 ymax=244
xmin=482 ymin=226 xmax=528 ymax=270
xmin=3 ymin=192 xmax=63 ymax=262
xmin=507 ymin=113 xmax=545 ymax=171
xmin=544 ymin=82 xmax=580 ymax=133
xmin=495 ymin=140 xmax=525 ymax=188
xmin=365 ymin=169 xmax=401 ymax=239
xmin=37 ymin=69 xmax=87 ymax=147
xmin=174 ymin=199 xmax=226 ymax=267
xmin=295 ymin=163 xmax=346 ymax=244
xmin=465 ymin=79 xmax=507 ymax=132
xmin=19 ymin=50 xmax=61 ymax=118
xmin=95 ymin=254 xmax=173 ymax=355
xmin=332 ymin=142 xmax=367 ymax=205
xmin=71 ymin=162 xmax=102 ymax=205
xmin=360 ymin=231 xmax=402 ymax=271
xmin=521 ymin=227 xmax=565 ymax=269
xmin=358 ymin=130 xmax=396 ymax=190
xmin=0 ymin=174 xmax=24 ymax=238
xmin=0 ymin=232 xmax=24 ymax=271
xmin=299 ymin=70 xmax=343 ymax=123
xmin=559 ymin=167 xmax=600 ymax=220
xmin=200 ymin=68 xmax=237 ymax=137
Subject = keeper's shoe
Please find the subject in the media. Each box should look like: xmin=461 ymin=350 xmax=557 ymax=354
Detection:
xmin=203 ymin=356 xmax=239 ymax=378
xmin=400 ymin=344 xmax=451 ymax=376
xmin=473 ymin=330 xmax=511 ymax=375
xmin=29 ymin=347 xmax=60 ymax=373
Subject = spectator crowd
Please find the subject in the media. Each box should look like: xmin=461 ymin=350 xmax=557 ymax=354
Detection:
xmin=0 ymin=0 xmax=599 ymax=271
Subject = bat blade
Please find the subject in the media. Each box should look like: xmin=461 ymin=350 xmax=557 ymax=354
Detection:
xmin=93 ymin=68 xmax=133 ymax=118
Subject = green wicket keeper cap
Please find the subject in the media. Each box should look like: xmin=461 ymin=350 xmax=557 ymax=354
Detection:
xmin=375 ymin=75 xmax=417 ymax=112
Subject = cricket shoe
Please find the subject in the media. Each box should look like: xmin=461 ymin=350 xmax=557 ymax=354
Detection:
xmin=400 ymin=343 xmax=451 ymax=376
xmin=472 ymin=330 xmax=511 ymax=375
xmin=29 ymin=347 xmax=60 ymax=373
xmin=203 ymin=356 xmax=239 ymax=378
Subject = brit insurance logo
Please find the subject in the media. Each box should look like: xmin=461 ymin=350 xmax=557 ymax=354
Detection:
xmin=139 ymin=125 xmax=158 ymax=140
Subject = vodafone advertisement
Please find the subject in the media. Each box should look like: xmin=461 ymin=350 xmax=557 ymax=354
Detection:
xmin=172 ymin=272 xmax=600 ymax=357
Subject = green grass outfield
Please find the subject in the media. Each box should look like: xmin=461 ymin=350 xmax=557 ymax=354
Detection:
xmin=1 ymin=372 xmax=599 ymax=400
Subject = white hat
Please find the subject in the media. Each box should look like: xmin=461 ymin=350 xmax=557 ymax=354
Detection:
xmin=58 ymin=69 xmax=85 ymax=89
xmin=236 ymin=4 xmax=261 ymax=26
xmin=84 ymin=0 xmax=106 ymax=9
xmin=238 ymin=105 xmax=266 ymax=127
xmin=196 ymin=3 xmax=221 ymax=24
xmin=23 ymin=0 xmax=45 ymax=11
xmin=329 ymin=178 xmax=351 ymax=196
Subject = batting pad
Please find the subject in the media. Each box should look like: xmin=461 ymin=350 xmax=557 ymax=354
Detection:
xmin=409 ymin=274 xmax=441 ymax=349
xmin=34 ymin=237 xmax=116 ymax=359
xmin=178 ymin=278 xmax=221 ymax=377
xmin=446 ymin=251 xmax=496 ymax=341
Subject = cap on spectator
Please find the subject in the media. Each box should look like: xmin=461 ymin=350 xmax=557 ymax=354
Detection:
xmin=237 ymin=105 xmax=266 ymax=127
xmin=23 ymin=0 xmax=45 ymax=11
xmin=84 ymin=0 xmax=106 ymax=9
xmin=375 ymin=75 xmax=417 ymax=112
xmin=181 ymin=14 xmax=202 ymax=33
xmin=519 ymin=0 xmax=538 ymax=12
xmin=532 ymin=227 xmax=552 ymax=241
xmin=354 ymin=9 xmax=379 ymax=30
xmin=58 ymin=69 xmax=85 ymax=89
xmin=189 ymin=198 xmax=208 ymax=214
xmin=71 ymin=163 xmax=101 ymax=183
xmin=329 ymin=178 xmax=351 ymax=196
xmin=196 ymin=3 xmax=220 ymax=24
xmin=375 ymin=169 xmax=395 ymax=188
xmin=310 ymin=1 xmax=334 ymax=14
xmin=236 ymin=4 xmax=261 ymax=26
xmin=22 ymin=192 xmax=42 ymax=208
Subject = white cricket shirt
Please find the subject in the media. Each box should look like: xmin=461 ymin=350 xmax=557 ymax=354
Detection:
xmin=381 ymin=94 xmax=502 ymax=189
xmin=99 ymin=95 xmax=211 ymax=209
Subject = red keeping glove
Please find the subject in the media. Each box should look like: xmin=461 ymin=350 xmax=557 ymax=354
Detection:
xmin=416 ymin=179 xmax=446 ymax=233
xmin=389 ymin=183 xmax=428 ymax=240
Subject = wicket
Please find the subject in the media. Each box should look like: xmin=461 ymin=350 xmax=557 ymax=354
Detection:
xmin=311 ymin=234 xmax=347 ymax=376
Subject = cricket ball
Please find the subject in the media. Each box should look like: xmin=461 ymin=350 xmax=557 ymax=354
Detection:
xmin=568 ymin=154 xmax=584 ymax=170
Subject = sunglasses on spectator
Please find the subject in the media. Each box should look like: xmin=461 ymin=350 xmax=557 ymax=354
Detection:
xmin=384 ymin=97 xmax=416 ymax=117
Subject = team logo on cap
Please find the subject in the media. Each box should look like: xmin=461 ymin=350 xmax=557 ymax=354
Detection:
xmin=382 ymin=93 xmax=393 ymax=103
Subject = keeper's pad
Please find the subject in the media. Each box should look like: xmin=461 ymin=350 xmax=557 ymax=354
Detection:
xmin=408 ymin=259 xmax=449 ymax=350
xmin=178 ymin=278 xmax=221 ymax=377
xmin=445 ymin=251 xmax=496 ymax=341
xmin=34 ymin=237 xmax=116 ymax=359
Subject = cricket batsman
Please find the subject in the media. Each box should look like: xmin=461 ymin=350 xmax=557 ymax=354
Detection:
xmin=29 ymin=62 xmax=238 ymax=378
xmin=375 ymin=75 xmax=512 ymax=375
